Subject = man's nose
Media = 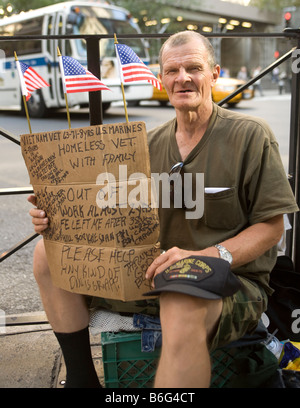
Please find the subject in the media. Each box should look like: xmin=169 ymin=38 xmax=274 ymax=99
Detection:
xmin=176 ymin=67 xmax=190 ymax=82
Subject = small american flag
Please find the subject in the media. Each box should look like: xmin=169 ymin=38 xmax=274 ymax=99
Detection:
xmin=59 ymin=56 xmax=111 ymax=93
xmin=16 ymin=61 xmax=49 ymax=101
xmin=115 ymin=43 xmax=162 ymax=91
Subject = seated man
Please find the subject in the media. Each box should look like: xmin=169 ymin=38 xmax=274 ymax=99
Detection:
xmin=28 ymin=31 xmax=298 ymax=388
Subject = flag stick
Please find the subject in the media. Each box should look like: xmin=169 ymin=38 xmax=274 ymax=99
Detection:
xmin=63 ymin=92 xmax=71 ymax=130
xmin=114 ymin=34 xmax=129 ymax=123
xmin=22 ymin=95 xmax=32 ymax=134
xmin=14 ymin=52 xmax=32 ymax=133
xmin=120 ymin=83 xmax=129 ymax=124
xmin=57 ymin=47 xmax=71 ymax=129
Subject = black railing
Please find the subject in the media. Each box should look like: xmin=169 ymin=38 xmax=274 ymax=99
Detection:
xmin=1 ymin=30 xmax=300 ymax=269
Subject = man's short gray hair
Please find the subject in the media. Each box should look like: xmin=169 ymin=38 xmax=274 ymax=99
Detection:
xmin=159 ymin=31 xmax=216 ymax=72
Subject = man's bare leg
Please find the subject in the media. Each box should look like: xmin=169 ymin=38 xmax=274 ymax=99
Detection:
xmin=33 ymin=239 xmax=100 ymax=387
xmin=33 ymin=238 xmax=89 ymax=332
xmin=154 ymin=293 xmax=223 ymax=388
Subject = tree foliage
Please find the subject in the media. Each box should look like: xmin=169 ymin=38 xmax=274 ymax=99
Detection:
xmin=112 ymin=0 xmax=175 ymax=33
xmin=0 ymin=0 xmax=61 ymax=17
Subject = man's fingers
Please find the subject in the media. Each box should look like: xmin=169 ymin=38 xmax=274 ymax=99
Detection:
xmin=33 ymin=224 xmax=48 ymax=233
xmin=31 ymin=216 xmax=48 ymax=226
xmin=29 ymin=208 xmax=46 ymax=219
xmin=29 ymin=208 xmax=48 ymax=233
xmin=27 ymin=195 xmax=48 ymax=233
xmin=146 ymin=251 xmax=168 ymax=280
xmin=146 ymin=247 xmax=191 ymax=287
xmin=27 ymin=194 xmax=37 ymax=206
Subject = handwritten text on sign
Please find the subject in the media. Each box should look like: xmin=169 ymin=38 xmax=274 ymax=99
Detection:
xmin=21 ymin=122 xmax=160 ymax=301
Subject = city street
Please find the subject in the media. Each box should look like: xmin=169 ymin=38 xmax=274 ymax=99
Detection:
xmin=0 ymin=90 xmax=292 ymax=315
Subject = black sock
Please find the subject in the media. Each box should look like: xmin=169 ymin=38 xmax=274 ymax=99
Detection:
xmin=54 ymin=326 xmax=101 ymax=388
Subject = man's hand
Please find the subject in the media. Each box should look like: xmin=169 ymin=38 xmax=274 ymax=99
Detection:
xmin=145 ymin=246 xmax=218 ymax=287
xmin=146 ymin=247 xmax=186 ymax=287
xmin=145 ymin=243 xmax=224 ymax=287
xmin=27 ymin=195 xmax=49 ymax=233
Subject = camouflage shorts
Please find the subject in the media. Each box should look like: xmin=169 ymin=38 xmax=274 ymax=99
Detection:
xmin=87 ymin=275 xmax=267 ymax=350
xmin=209 ymin=276 xmax=268 ymax=351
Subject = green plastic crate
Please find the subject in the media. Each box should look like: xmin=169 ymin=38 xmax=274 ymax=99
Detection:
xmin=101 ymin=331 xmax=160 ymax=388
xmin=101 ymin=331 xmax=237 ymax=388
xmin=210 ymin=347 xmax=237 ymax=388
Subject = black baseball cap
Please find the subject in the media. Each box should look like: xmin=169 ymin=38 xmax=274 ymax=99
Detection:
xmin=143 ymin=256 xmax=242 ymax=300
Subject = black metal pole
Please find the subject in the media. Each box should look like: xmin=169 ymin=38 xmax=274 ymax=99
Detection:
xmin=218 ymin=47 xmax=296 ymax=107
xmin=0 ymin=127 xmax=20 ymax=145
xmin=0 ymin=187 xmax=33 ymax=195
xmin=86 ymin=37 xmax=103 ymax=126
xmin=0 ymin=232 xmax=39 ymax=263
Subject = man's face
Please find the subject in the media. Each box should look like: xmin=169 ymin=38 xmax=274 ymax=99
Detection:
xmin=160 ymin=40 xmax=220 ymax=112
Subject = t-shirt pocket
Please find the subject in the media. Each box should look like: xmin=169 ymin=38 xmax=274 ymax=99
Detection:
xmin=204 ymin=187 xmax=243 ymax=230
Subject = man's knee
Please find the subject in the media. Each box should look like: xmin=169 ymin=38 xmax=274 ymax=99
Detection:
xmin=33 ymin=239 xmax=50 ymax=282
xmin=159 ymin=293 xmax=222 ymax=346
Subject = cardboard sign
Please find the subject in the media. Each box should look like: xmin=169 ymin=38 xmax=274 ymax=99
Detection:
xmin=20 ymin=122 xmax=160 ymax=301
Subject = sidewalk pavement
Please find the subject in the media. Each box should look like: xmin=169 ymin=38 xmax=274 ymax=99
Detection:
xmin=250 ymin=89 xmax=291 ymax=99
xmin=0 ymin=311 xmax=105 ymax=388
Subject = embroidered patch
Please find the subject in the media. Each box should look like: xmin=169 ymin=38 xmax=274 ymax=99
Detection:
xmin=164 ymin=257 xmax=214 ymax=281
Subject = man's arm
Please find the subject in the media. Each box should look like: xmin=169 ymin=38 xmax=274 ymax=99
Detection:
xmin=146 ymin=214 xmax=284 ymax=283
xmin=220 ymin=214 xmax=284 ymax=269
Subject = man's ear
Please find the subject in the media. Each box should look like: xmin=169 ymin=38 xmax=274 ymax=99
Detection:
xmin=212 ymin=65 xmax=220 ymax=87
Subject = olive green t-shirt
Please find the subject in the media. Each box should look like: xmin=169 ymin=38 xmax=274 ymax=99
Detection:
xmin=147 ymin=103 xmax=298 ymax=295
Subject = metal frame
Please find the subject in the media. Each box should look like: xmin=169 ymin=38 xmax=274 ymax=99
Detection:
xmin=1 ymin=29 xmax=300 ymax=269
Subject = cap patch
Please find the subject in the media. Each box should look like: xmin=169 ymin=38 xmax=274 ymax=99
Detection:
xmin=164 ymin=257 xmax=214 ymax=282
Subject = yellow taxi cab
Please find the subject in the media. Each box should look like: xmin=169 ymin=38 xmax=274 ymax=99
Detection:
xmin=149 ymin=64 xmax=254 ymax=106
xmin=149 ymin=64 xmax=169 ymax=105
xmin=212 ymin=77 xmax=254 ymax=106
